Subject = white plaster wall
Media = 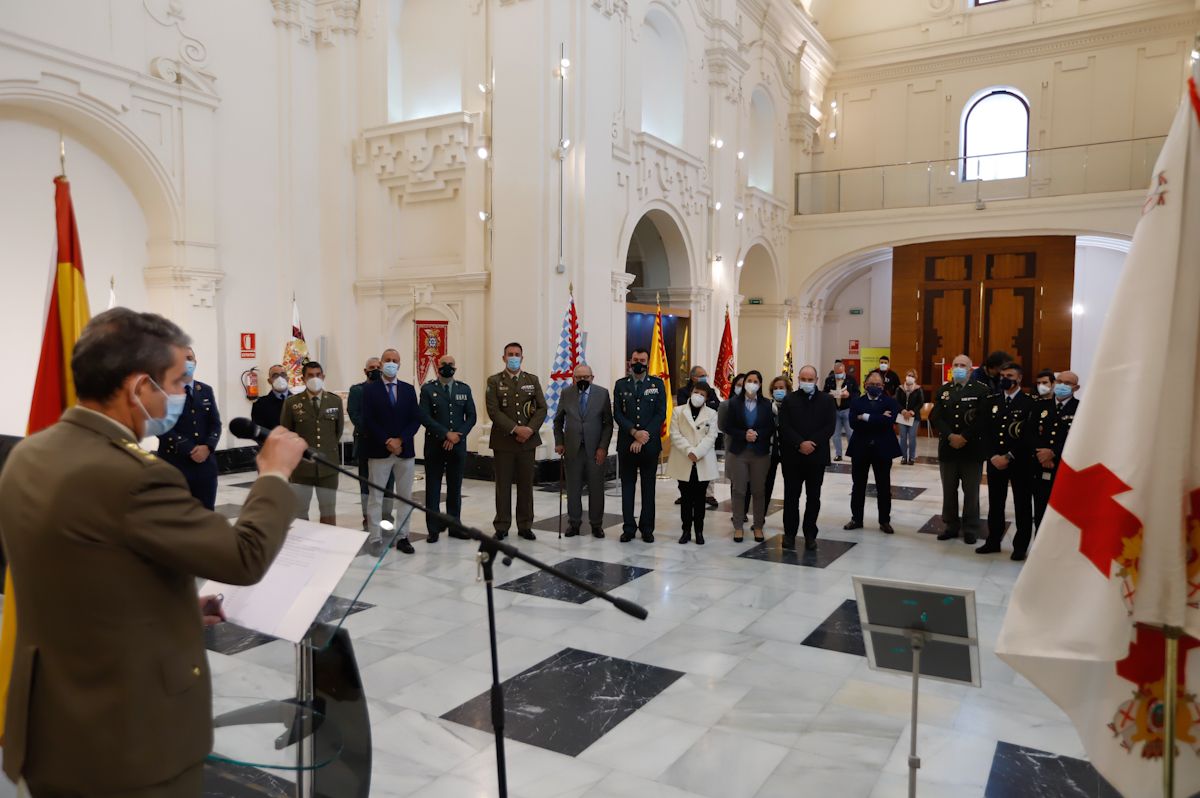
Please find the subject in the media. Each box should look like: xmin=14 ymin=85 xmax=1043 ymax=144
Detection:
xmin=1071 ymin=242 xmax=1126 ymax=386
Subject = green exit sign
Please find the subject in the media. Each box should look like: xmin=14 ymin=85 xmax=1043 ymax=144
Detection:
xmin=748 ymin=297 xmax=763 ymax=305
xmin=848 ymin=307 xmax=864 ymax=315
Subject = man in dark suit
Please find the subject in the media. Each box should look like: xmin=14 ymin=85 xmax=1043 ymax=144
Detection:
xmin=778 ymin=364 xmax=836 ymax=550
xmin=1030 ymin=369 xmax=1080 ymax=532
xmin=156 ymin=347 xmax=221 ymax=510
xmin=976 ymin=362 xmax=1036 ymax=559
xmin=613 ymin=348 xmax=668 ymax=542
xmin=554 ymin=363 xmax=613 ymax=538
xmin=250 ymin=363 xmax=289 ymax=430
xmin=0 ymin=308 xmax=305 ymax=797
xmin=349 ymin=356 xmax=391 ymax=530
xmin=971 ymin=350 xmax=1010 ymax=394
xmin=845 ymin=371 xmax=902 ymax=534
xmin=363 ymin=348 xmax=421 ymax=554
xmin=418 ymin=353 xmax=477 ymax=542
xmin=675 ymin=365 xmax=719 ymax=508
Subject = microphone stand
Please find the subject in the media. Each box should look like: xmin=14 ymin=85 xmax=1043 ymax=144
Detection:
xmin=249 ymin=441 xmax=649 ymax=798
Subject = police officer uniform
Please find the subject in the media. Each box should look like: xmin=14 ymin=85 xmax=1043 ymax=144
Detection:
xmin=280 ymin=388 xmax=345 ymax=523
xmin=1030 ymin=394 xmax=1079 ymax=529
xmin=419 ymin=376 xmax=477 ymax=541
xmin=612 ymin=371 xmax=667 ymax=541
xmin=157 ymin=378 xmax=221 ymax=510
xmin=977 ymin=388 xmax=1035 ymax=558
xmin=929 ymin=379 xmax=990 ymax=543
xmin=485 ymin=369 xmax=547 ymax=540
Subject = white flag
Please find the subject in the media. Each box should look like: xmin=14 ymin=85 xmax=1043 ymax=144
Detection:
xmin=996 ymin=78 xmax=1200 ymax=797
xmin=282 ymin=297 xmax=308 ymax=394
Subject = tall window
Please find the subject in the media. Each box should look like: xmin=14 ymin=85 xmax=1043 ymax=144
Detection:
xmin=962 ymin=89 xmax=1029 ymax=181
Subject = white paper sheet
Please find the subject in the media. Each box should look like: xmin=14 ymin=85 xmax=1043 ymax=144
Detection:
xmin=897 ymin=414 xmax=915 ymax=427
xmin=200 ymin=520 xmax=368 ymax=643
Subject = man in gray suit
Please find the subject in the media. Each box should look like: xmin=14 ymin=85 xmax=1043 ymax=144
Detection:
xmin=553 ymin=364 xmax=613 ymax=538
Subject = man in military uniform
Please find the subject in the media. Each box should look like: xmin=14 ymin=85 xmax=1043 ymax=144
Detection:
xmin=0 ymin=308 xmax=305 ymax=797
xmin=281 ymin=361 xmax=345 ymax=525
xmin=419 ymin=353 xmax=477 ymax=542
xmin=486 ymin=342 xmax=547 ymax=541
xmin=156 ymin=346 xmax=221 ymax=510
xmin=348 ymin=356 xmax=392 ymax=530
xmin=613 ymin=348 xmax=667 ymax=542
xmin=930 ymin=353 xmax=990 ymax=544
xmin=975 ymin=362 xmax=1035 ymax=560
xmin=1030 ymin=369 xmax=1080 ymax=531
xmin=250 ymin=363 xmax=289 ymax=430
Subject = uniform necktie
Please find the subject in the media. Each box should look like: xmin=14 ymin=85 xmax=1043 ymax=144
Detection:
xmin=580 ymin=389 xmax=589 ymax=416
xmin=312 ymin=396 xmax=320 ymax=415
xmin=387 ymin=382 xmax=396 ymax=406
xmin=186 ymin=384 xmax=192 ymax=400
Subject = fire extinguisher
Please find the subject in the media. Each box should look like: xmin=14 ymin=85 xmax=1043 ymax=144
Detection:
xmin=241 ymin=367 xmax=259 ymax=400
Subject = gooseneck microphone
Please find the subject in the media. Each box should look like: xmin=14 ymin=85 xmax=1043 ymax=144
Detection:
xmin=229 ymin=417 xmax=314 ymax=458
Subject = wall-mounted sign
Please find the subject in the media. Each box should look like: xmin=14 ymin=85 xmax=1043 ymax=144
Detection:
xmin=747 ymin=297 xmax=764 ymax=305
xmin=849 ymin=339 xmax=860 ymax=355
xmin=848 ymin=307 xmax=865 ymax=315
xmin=240 ymin=332 xmax=256 ymax=360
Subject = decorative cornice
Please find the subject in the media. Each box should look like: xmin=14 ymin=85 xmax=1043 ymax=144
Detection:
xmin=611 ymin=271 xmax=636 ymax=302
xmin=144 ymin=266 xmax=223 ymax=308
xmin=354 ymin=272 xmax=490 ymax=300
xmin=315 ymin=0 xmax=360 ymax=42
xmin=142 ymin=0 xmax=217 ymax=95
xmin=619 ymin=132 xmax=712 ymax=218
xmin=591 ymin=0 xmax=628 ymax=18
xmin=828 ymin=12 xmax=1200 ymax=88
xmin=358 ymin=112 xmax=479 ymax=205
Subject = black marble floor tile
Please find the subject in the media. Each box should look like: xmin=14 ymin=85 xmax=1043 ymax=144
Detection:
xmin=983 ymin=742 xmax=1127 ymax=798
xmin=498 ymin=557 xmax=652 ymax=604
xmin=918 ymin=514 xmax=1008 ymax=535
xmin=531 ymin=512 xmax=627 ymax=533
xmin=738 ymin=535 xmax=856 ymax=568
xmin=714 ymin=498 xmax=786 ymax=515
xmin=801 ymin=598 xmax=865 ymax=657
xmin=865 ymin=484 xmax=927 ymax=500
xmin=825 ymin=462 xmax=853 ymax=475
xmin=204 ymin=596 xmax=373 ymax=654
xmin=441 ymin=647 xmax=684 ymax=757
xmin=203 ymin=760 xmax=294 ymax=797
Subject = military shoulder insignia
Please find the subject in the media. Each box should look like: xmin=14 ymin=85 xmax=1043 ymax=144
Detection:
xmin=1041 ymin=409 xmax=1049 ymax=418
xmin=941 ymin=391 xmax=950 ymax=400
xmin=992 ymin=405 xmax=999 ymax=414
xmin=113 ymin=439 xmax=159 ymax=463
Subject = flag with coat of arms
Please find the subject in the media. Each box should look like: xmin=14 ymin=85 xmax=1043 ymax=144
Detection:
xmin=546 ymin=289 xmax=582 ymax=422
xmin=995 ymin=75 xmax=1200 ymax=797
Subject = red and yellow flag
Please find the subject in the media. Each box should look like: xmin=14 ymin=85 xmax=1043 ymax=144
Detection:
xmin=648 ymin=301 xmax=673 ymax=450
xmin=0 ymin=176 xmax=92 ymax=743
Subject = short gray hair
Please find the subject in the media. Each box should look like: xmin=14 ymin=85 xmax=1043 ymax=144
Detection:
xmin=72 ymin=308 xmax=190 ymax=400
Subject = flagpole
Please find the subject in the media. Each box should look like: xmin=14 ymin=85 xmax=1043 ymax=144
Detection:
xmin=1163 ymin=623 xmax=1183 ymax=798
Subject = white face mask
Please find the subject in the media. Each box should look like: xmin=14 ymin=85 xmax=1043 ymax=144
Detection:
xmin=744 ymin=382 xmax=760 ymax=395
xmin=306 ymin=377 xmax=324 ymax=393
xmin=1037 ymin=383 xmax=1052 ymax=396
xmin=905 ymin=377 xmax=915 ymax=386
xmin=272 ymin=376 xmax=288 ymax=393
xmin=690 ymin=393 xmax=706 ymax=408
xmin=733 ymin=385 xmax=743 ymax=396
xmin=798 ymin=381 xmax=816 ymax=394
xmin=878 ymin=363 xmax=889 ymax=372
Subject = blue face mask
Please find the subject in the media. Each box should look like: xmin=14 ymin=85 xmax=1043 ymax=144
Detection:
xmin=798 ymin=381 xmax=816 ymax=394
xmin=866 ymin=385 xmax=884 ymax=398
xmin=506 ymin=356 xmax=522 ymax=371
xmin=184 ymin=360 xmax=196 ymax=379
xmin=696 ymin=375 xmax=708 ymax=384
xmin=381 ymin=361 xmax=400 ymax=379
xmin=952 ymin=367 xmax=969 ymax=382
xmin=1053 ymin=384 xmax=1073 ymax=399
xmin=138 ymin=378 xmax=186 ymax=438
xmin=772 ymin=389 xmax=787 ymax=402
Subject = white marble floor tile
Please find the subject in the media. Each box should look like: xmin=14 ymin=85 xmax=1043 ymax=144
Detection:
xmin=658 ymin=728 xmax=790 ymax=798
xmin=577 ymin=711 xmax=709 ymax=779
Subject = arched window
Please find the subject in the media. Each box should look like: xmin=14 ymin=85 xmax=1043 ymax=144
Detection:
xmin=962 ymin=89 xmax=1029 ymax=181
xmin=748 ymin=87 xmax=775 ymax=193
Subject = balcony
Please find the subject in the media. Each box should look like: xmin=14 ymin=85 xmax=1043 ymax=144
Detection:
xmin=793 ymin=136 xmax=1165 ymax=215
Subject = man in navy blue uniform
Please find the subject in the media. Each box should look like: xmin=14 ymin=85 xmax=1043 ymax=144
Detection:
xmin=156 ymin=347 xmax=221 ymax=510
xmin=363 ymin=348 xmax=421 ymax=554
xmin=612 ymin=348 xmax=667 ymax=543
xmin=418 ymin=353 xmax=476 ymax=542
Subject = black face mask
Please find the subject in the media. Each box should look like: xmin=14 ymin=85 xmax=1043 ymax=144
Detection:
xmin=439 ymin=364 xmax=457 ymax=378
xmin=630 ymin=362 xmax=648 ymax=375
xmin=575 ymin=379 xmax=590 ymax=392
xmin=366 ymin=369 xmax=382 ymax=382
xmin=1000 ymin=377 xmax=1017 ymax=391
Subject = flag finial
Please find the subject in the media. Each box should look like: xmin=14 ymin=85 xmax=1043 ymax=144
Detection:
xmin=656 ymin=291 xmax=661 ymax=305
xmin=58 ymin=133 xmax=66 ymax=178
xmin=568 ymin=281 xmax=573 ymax=295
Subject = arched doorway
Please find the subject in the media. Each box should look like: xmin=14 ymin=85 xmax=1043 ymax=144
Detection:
xmin=736 ymin=242 xmax=784 ymax=378
xmin=623 ymin=209 xmax=692 ymax=391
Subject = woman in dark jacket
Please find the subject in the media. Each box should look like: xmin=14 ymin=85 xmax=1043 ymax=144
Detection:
xmin=844 ymin=371 xmax=902 ymax=534
xmin=724 ymin=370 xmax=776 ymax=542
xmin=897 ymin=368 xmax=924 ymax=465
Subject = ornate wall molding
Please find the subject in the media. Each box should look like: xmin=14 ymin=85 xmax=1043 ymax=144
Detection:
xmin=354 ymin=272 xmax=491 ymax=301
xmin=358 ymin=112 xmax=479 ymax=205
xmin=315 ymin=0 xmax=360 ymax=42
xmin=592 ymin=0 xmax=629 ymax=18
xmin=617 ymin=131 xmax=711 ymax=218
xmin=743 ymin=187 xmax=789 ymax=253
xmin=144 ymin=266 xmax=223 ymax=308
xmin=611 ymin=271 xmax=636 ymax=302
xmin=142 ymin=0 xmax=217 ymax=95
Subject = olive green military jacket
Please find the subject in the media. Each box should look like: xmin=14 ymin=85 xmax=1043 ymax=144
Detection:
xmin=485 ymin=370 xmax=547 ymax=452
xmin=0 ymin=407 xmax=294 ymax=793
xmin=280 ymin=390 xmax=345 ymax=485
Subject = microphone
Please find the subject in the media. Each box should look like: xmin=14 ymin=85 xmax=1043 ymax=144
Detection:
xmin=229 ymin=417 xmax=315 ymax=459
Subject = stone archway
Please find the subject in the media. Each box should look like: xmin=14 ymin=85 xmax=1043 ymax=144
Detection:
xmin=736 ymin=241 xmax=785 ymax=379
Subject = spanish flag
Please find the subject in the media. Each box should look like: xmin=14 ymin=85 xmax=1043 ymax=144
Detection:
xmin=648 ymin=301 xmax=673 ymax=450
xmin=0 ymin=176 xmax=91 ymax=743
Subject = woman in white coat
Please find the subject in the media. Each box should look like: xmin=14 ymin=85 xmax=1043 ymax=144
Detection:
xmin=666 ymin=383 xmax=720 ymax=544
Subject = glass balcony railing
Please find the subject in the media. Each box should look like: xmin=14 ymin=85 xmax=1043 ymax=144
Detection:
xmin=793 ymin=136 xmax=1166 ymax=215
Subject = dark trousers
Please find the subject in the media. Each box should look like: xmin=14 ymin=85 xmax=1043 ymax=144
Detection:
xmin=678 ymin=469 xmax=708 ymax=533
xmin=358 ymin=441 xmax=394 ymax=517
xmin=424 ymin=440 xmax=466 ymax=533
xmin=493 ymin=448 xmax=535 ymax=534
xmin=1032 ymin=469 xmax=1055 ymax=529
xmin=29 ymin=762 xmax=202 ymax=798
xmin=986 ymin=462 xmax=1034 ymax=554
xmin=782 ymin=460 xmax=825 ymax=542
xmin=850 ymin=457 xmax=893 ymax=523
xmin=619 ymin=447 xmax=658 ymax=535
xmin=165 ymin=455 xmax=218 ymax=511
xmin=744 ymin=449 xmax=780 ymax=514
xmin=565 ymin=446 xmax=607 ymax=529
xmin=939 ymin=458 xmax=983 ymax=535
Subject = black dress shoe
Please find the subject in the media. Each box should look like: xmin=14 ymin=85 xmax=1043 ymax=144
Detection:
xmin=395 ymin=538 xmax=415 ymax=554
xmin=518 ymin=530 xmax=536 ymax=541
xmin=843 ymin=520 xmax=863 ymax=530
xmin=975 ymin=542 xmax=1002 ymax=555
xmin=674 ymin=497 xmax=683 ymax=505
xmin=494 ymin=530 xmax=509 ymax=540
xmin=804 ymin=539 xmax=819 ymax=552
xmin=781 ymin=536 xmax=796 ymax=551
xmin=695 ymin=531 xmax=705 ymax=545
xmin=448 ymin=528 xmax=471 ymax=540
xmin=592 ymin=527 xmax=605 ymax=538
xmin=620 ymin=532 xmax=635 ymax=542
xmin=565 ymin=527 xmax=579 ymax=538
xmin=936 ymin=530 xmax=959 ymax=541
xmin=834 ymin=455 xmax=843 ymax=461
xmin=678 ymin=532 xmax=691 ymax=544
xmin=705 ymin=496 xmax=719 ymax=508
xmin=642 ymin=533 xmax=655 ymax=543
xmin=1011 ymin=551 xmax=1027 ymax=561
xmin=426 ymin=532 xmax=440 ymax=543
xmin=963 ymin=533 xmax=977 ymax=545
xmin=879 ymin=523 xmax=895 ymax=535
